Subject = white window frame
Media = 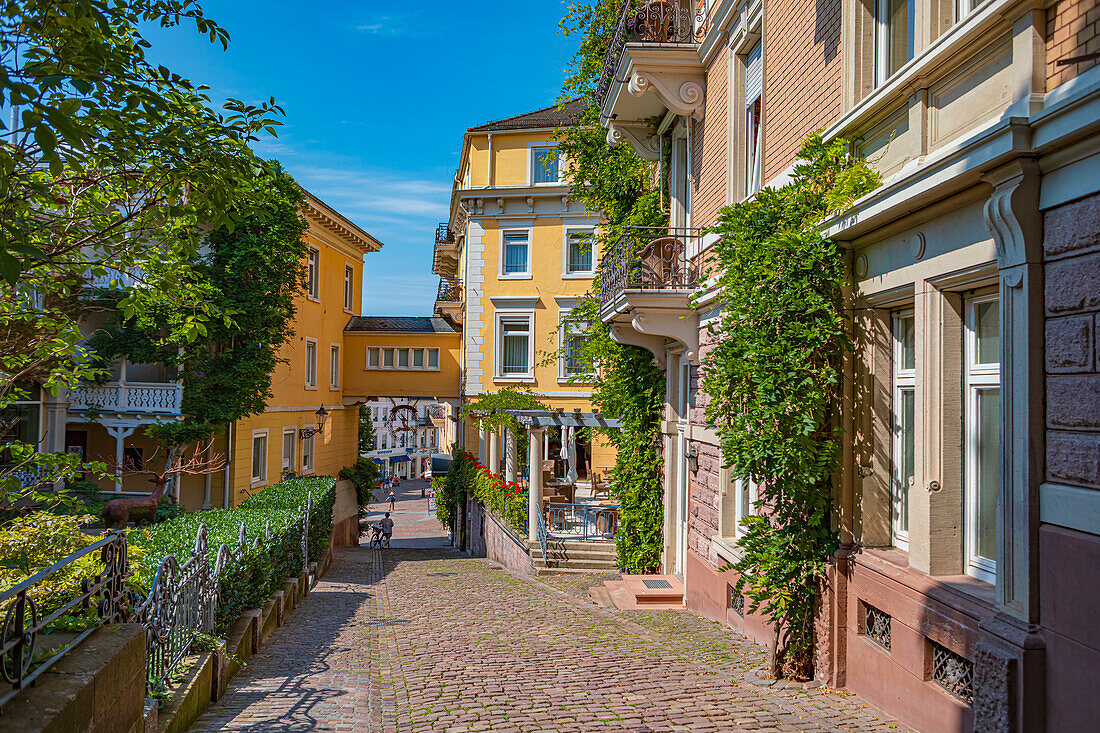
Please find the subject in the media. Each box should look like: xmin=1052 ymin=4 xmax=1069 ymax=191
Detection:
xmin=743 ymin=41 xmax=763 ymax=197
xmin=558 ymin=306 xmax=593 ymax=382
xmin=281 ymin=426 xmax=296 ymax=475
xmin=306 ymin=247 xmax=320 ymax=300
xmin=964 ymin=292 xmax=1000 ymax=584
xmin=426 ymin=348 xmax=440 ymax=371
xmin=670 ymin=127 xmax=691 ymax=230
xmin=562 ymin=226 xmax=597 ymax=278
xmin=367 ymin=347 xmax=380 ymax=370
xmin=301 ymin=431 xmax=315 ymax=475
xmin=891 ymin=309 xmax=916 ymax=551
xmin=733 ymin=476 xmax=758 ymax=538
xmin=495 ymin=309 xmax=535 ymax=381
xmin=250 ymin=430 xmax=268 ymax=487
xmin=875 ymin=0 xmax=915 ymax=87
xmin=329 ymin=343 xmax=340 ymax=389
xmin=499 ymin=227 xmax=533 ymax=279
xmin=304 ymin=338 xmax=318 ymax=389
xmin=528 ymin=142 xmax=560 ymax=185
xmin=382 ymin=348 xmax=395 ymax=369
xmin=677 ymin=356 xmax=691 ymax=423
xmin=343 ymin=264 xmax=354 ymax=312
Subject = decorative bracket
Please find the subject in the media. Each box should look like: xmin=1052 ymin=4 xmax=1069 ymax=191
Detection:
xmin=607 ymin=121 xmax=662 ymax=161
xmin=610 ymin=325 xmax=667 ymax=366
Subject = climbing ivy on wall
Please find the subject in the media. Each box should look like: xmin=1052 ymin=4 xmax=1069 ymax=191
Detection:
xmin=701 ymin=133 xmax=880 ymax=679
xmin=554 ymin=0 xmax=668 ymax=573
xmin=90 ymin=165 xmax=308 ymax=452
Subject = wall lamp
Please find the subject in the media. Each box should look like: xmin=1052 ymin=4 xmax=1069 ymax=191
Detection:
xmin=686 ymin=443 xmax=699 ymax=473
xmin=299 ymin=406 xmax=329 ymax=439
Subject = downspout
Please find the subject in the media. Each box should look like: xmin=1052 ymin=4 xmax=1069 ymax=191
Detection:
xmin=486 ymin=132 xmax=493 ymax=188
xmin=223 ymin=421 xmax=233 ymax=508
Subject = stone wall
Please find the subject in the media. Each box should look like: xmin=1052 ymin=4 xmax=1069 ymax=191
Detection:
xmin=483 ymin=505 xmax=534 ymax=575
xmin=331 ymin=478 xmax=360 ymax=547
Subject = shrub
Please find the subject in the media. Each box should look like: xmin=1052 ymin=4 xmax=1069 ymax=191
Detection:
xmin=438 ymin=451 xmax=527 ymax=538
xmin=129 ymin=475 xmax=335 ymax=632
xmin=339 ymin=458 xmax=381 ymax=516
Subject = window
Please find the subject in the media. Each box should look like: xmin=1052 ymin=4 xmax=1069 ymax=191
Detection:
xmin=677 ymin=359 xmax=691 ymax=421
xmin=282 ymin=427 xmax=296 ymax=474
xmin=305 ymin=340 xmax=318 ymax=388
xmin=251 ymin=431 xmax=268 ymax=485
xmin=876 ymin=0 xmax=915 ymax=85
xmin=965 ymin=294 xmax=999 ymax=583
xmin=530 ymin=145 xmax=559 ymax=184
xmin=565 ymin=230 xmax=594 ymax=275
xmin=502 ymin=231 xmax=530 ymax=276
xmin=498 ymin=316 xmax=532 ymax=376
xmin=367 ymin=347 xmax=440 ymax=371
xmin=734 ymin=476 xmax=758 ymax=537
xmin=671 ymin=134 xmax=691 ymax=228
xmin=302 ymin=433 xmax=315 ymax=474
xmin=744 ymin=42 xmax=763 ymax=195
xmin=343 ymin=265 xmax=354 ymax=311
xmin=892 ymin=310 xmax=916 ymax=550
xmin=307 ymin=248 xmax=320 ymax=299
xmin=560 ymin=309 xmax=593 ymax=379
xmin=330 ymin=345 xmax=340 ymax=388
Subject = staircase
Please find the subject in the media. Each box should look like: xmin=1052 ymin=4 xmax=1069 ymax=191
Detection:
xmin=529 ymin=539 xmax=618 ymax=575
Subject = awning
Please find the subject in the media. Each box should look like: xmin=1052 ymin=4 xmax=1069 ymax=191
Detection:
xmin=371 ymin=458 xmax=385 ymax=466
xmin=391 ymin=455 xmax=410 ymax=463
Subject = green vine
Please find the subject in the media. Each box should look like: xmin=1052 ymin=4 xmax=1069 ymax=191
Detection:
xmin=701 ymin=133 xmax=880 ymax=678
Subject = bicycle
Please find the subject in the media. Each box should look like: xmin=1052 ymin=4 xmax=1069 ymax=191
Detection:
xmin=365 ymin=523 xmax=391 ymax=549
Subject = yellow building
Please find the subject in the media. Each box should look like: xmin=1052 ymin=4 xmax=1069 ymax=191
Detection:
xmin=60 ymin=190 xmax=384 ymax=510
xmin=434 ymin=100 xmax=615 ymax=476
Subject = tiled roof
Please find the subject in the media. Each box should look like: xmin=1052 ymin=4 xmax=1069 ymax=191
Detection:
xmin=468 ymin=98 xmax=584 ymax=132
xmin=345 ymin=316 xmax=458 ymax=333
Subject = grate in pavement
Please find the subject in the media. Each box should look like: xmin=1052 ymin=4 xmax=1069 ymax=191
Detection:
xmin=427 ymin=572 xmax=455 ymax=577
xmin=642 ymin=578 xmax=674 ymax=590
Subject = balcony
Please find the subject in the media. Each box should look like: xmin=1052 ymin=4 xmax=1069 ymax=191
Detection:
xmin=434 ymin=277 xmax=463 ymax=325
xmin=433 ymin=221 xmax=461 ymax=279
xmin=68 ymin=382 xmax=183 ymax=415
xmin=598 ymin=226 xmax=702 ymax=362
xmin=597 ymin=1 xmax=707 ymax=159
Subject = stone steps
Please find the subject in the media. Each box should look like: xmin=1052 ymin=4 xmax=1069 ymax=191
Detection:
xmin=528 ymin=539 xmax=618 ymax=572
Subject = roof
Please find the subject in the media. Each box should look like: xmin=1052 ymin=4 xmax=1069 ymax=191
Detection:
xmin=300 ymin=189 xmax=384 ymax=255
xmin=344 ymin=316 xmax=459 ymax=334
xmin=468 ymin=98 xmax=584 ymax=133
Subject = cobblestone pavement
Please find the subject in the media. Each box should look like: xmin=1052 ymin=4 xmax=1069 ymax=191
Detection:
xmin=194 ymin=508 xmax=908 ymax=732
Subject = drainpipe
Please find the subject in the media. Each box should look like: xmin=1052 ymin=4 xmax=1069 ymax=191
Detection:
xmin=486 ymin=132 xmax=493 ymax=188
xmin=223 ymin=421 xmax=233 ymax=508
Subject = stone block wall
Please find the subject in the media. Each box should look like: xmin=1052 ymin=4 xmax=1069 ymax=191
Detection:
xmin=1044 ymin=193 xmax=1100 ymax=491
xmin=688 ymin=318 xmax=725 ymax=569
xmin=1046 ymin=0 xmax=1100 ymax=90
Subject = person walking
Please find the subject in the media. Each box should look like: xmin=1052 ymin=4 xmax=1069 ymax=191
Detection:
xmin=387 ymin=489 xmax=396 ymax=512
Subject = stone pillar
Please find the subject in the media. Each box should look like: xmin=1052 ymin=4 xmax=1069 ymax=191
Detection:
xmin=488 ymin=429 xmax=501 ymax=475
xmin=505 ymin=429 xmax=517 ymax=483
xmin=478 ymin=424 xmax=488 ymax=465
xmin=527 ymin=427 xmax=544 ymax=543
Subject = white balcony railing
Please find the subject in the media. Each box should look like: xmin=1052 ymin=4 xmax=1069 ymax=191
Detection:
xmin=68 ymin=382 xmax=183 ymax=414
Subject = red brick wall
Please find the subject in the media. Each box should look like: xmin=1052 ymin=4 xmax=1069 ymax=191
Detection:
xmin=762 ymin=0 xmax=844 ymax=182
xmin=688 ymin=322 xmax=724 ymax=569
xmin=1047 ymin=0 xmax=1100 ymax=90
xmin=691 ymin=51 xmax=728 ymax=229
xmin=1044 ymin=193 xmax=1100 ymax=491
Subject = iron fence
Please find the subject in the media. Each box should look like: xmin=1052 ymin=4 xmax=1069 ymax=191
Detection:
xmin=544 ymin=503 xmax=619 ymax=542
xmin=599 ymin=226 xmax=702 ymax=309
xmin=0 ymin=531 xmax=132 ymax=707
xmin=596 ymin=0 xmax=709 ymax=108
xmin=1 ymin=493 xmax=312 ymax=703
xmin=436 ymin=278 xmax=462 ymax=303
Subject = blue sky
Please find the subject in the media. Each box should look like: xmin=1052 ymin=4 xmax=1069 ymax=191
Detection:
xmin=144 ymin=1 xmax=580 ymax=315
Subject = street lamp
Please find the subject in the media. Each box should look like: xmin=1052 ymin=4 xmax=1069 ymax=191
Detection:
xmin=299 ymin=406 xmax=329 ymax=439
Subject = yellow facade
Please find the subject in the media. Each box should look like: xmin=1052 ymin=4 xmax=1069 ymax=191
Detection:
xmin=436 ymin=101 xmax=616 ymax=471
xmin=226 ymin=193 xmax=383 ymax=506
xmin=343 ymin=330 xmax=462 ymax=401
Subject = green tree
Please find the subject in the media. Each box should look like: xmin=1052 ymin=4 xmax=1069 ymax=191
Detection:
xmin=0 ymin=0 xmax=285 ymax=501
xmin=358 ymin=405 xmax=377 ymax=454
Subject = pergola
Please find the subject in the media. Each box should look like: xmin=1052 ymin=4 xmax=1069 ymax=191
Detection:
xmin=491 ymin=409 xmax=622 ymax=543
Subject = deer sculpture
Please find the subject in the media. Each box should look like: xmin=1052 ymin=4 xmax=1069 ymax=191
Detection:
xmin=101 ymin=439 xmax=225 ymax=529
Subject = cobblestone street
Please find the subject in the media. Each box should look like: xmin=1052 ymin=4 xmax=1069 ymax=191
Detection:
xmin=194 ymin=481 xmax=906 ymax=732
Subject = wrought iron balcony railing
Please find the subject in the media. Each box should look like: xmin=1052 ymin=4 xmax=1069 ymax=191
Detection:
xmin=435 ymin=223 xmax=455 ymax=246
xmin=596 ymin=0 xmax=709 ymax=108
xmin=436 ymin=278 xmax=462 ymax=304
xmin=600 ymin=226 xmax=701 ymax=309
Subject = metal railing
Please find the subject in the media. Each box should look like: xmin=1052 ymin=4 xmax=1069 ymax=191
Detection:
xmin=599 ymin=226 xmax=702 ymax=309
xmin=535 ymin=505 xmax=549 ymax=564
xmin=544 ymin=503 xmax=620 ymax=542
xmin=69 ymin=381 xmax=183 ymax=414
xmin=0 ymin=532 xmax=131 ymax=707
xmin=1 ymin=494 xmax=312 ymax=702
xmin=435 ymin=223 xmax=455 ymax=246
xmin=436 ymin=278 xmax=462 ymax=303
xmin=596 ymin=0 xmax=709 ymax=108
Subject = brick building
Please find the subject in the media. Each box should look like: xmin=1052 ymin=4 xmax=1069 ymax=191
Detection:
xmin=595 ymin=0 xmax=1100 ymax=729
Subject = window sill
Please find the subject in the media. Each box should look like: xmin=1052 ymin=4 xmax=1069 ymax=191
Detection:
xmin=494 ymin=376 xmax=535 ymax=384
xmin=558 ymin=377 xmax=594 ymax=385
xmin=710 ymin=535 xmax=743 ymax=565
xmin=329 ymin=386 xmax=340 ymax=392
xmin=305 ymin=385 xmax=318 ymax=391
xmin=562 ymin=272 xmax=594 ymax=280
xmin=344 ymin=308 xmax=353 ymax=315
xmin=498 ymin=274 xmax=533 ymax=280
xmin=853 ymin=546 xmax=997 ymax=611
xmin=250 ymin=479 xmax=266 ymax=489
xmin=306 ymin=295 xmax=320 ymax=304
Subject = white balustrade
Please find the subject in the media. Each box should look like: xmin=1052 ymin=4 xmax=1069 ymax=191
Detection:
xmin=68 ymin=382 xmax=182 ymax=414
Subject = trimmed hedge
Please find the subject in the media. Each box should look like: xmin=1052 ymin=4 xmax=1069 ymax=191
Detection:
xmin=128 ymin=475 xmax=335 ymax=632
